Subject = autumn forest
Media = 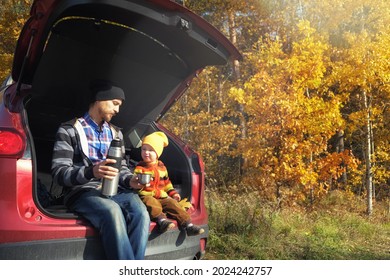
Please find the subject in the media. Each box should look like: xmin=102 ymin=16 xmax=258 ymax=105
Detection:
xmin=161 ymin=0 xmax=390 ymax=215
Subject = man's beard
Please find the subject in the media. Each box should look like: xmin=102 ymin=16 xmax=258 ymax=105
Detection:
xmin=103 ymin=114 xmax=113 ymax=122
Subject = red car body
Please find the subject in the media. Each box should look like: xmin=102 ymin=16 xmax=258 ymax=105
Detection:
xmin=0 ymin=0 xmax=240 ymax=259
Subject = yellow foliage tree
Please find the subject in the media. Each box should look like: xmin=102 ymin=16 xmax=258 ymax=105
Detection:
xmin=331 ymin=23 xmax=390 ymax=214
xmin=229 ymin=21 xmax=359 ymax=206
xmin=0 ymin=0 xmax=31 ymax=82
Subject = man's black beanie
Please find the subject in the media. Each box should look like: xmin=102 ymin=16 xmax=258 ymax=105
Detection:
xmin=90 ymin=79 xmax=125 ymax=102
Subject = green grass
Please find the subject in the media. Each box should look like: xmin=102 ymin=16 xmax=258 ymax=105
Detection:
xmin=204 ymin=189 xmax=390 ymax=260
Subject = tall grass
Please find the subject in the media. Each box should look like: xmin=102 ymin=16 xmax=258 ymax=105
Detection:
xmin=205 ymin=189 xmax=390 ymax=260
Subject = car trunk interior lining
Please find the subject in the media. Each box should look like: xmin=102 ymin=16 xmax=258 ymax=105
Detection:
xmin=32 ymin=17 xmax=187 ymax=135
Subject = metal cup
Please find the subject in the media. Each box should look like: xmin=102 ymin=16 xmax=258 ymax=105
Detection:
xmin=137 ymin=173 xmax=151 ymax=185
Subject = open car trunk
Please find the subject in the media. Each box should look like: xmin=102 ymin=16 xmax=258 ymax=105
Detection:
xmin=14 ymin=0 xmax=240 ymax=213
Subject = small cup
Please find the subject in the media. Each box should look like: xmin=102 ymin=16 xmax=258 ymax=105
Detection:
xmin=137 ymin=173 xmax=151 ymax=185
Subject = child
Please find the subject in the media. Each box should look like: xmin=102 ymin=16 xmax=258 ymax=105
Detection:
xmin=130 ymin=131 xmax=204 ymax=236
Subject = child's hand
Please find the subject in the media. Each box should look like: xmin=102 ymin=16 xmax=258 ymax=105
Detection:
xmin=130 ymin=175 xmax=150 ymax=189
xmin=140 ymin=176 xmax=151 ymax=187
xmin=172 ymin=193 xmax=181 ymax=201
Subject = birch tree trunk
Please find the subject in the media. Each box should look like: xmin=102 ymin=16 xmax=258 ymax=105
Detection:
xmin=363 ymin=90 xmax=373 ymax=215
xmin=228 ymin=10 xmax=247 ymax=175
xmin=338 ymin=130 xmax=347 ymax=184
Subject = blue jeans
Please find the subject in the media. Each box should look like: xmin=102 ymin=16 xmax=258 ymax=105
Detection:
xmin=69 ymin=188 xmax=150 ymax=260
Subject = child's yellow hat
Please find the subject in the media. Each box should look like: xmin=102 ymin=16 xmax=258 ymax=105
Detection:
xmin=142 ymin=132 xmax=168 ymax=157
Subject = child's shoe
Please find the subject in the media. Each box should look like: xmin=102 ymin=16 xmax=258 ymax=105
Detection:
xmin=185 ymin=223 xmax=205 ymax=236
xmin=158 ymin=219 xmax=175 ymax=233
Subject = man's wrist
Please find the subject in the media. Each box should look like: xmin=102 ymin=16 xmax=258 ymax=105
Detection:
xmin=84 ymin=166 xmax=95 ymax=179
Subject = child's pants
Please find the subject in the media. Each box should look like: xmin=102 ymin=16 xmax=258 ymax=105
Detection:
xmin=140 ymin=196 xmax=190 ymax=226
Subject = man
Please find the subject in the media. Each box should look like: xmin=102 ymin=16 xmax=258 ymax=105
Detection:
xmin=51 ymin=80 xmax=150 ymax=260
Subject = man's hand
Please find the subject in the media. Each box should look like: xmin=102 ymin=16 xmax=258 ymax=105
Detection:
xmin=93 ymin=159 xmax=119 ymax=179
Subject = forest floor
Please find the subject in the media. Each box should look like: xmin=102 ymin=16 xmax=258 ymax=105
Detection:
xmin=204 ymin=189 xmax=390 ymax=260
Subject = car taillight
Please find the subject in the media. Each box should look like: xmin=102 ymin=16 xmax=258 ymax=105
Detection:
xmin=0 ymin=129 xmax=25 ymax=157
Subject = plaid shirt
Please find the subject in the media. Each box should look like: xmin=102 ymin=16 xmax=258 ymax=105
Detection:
xmin=52 ymin=117 xmax=133 ymax=205
xmin=79 ymin=113 xmax=113 ymax=165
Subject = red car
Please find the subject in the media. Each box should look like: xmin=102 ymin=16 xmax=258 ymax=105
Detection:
xmin=0 ymin=0 xmax=240 ymax=259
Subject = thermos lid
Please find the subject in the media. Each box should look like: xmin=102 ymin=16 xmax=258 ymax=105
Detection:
xmin=110 ymin=138 xmax=122 ymax=148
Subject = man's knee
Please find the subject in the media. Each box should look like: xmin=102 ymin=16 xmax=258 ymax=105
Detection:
xmin=100 ymin=199 xmax=123 ymax=219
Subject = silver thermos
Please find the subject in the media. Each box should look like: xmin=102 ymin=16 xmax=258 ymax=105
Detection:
xmin=101 ymin=138 xmax=123 ymax=197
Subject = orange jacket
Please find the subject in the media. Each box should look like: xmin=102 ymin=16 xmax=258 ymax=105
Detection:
xmin=134 ymin=161 xmax=177 ymax=199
